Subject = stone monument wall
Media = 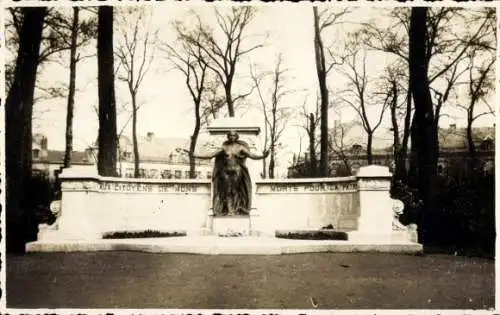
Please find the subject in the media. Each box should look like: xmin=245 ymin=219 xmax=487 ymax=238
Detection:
xmin=42 ymin=165 xmax=415 ymax=243
xmin=54 ymin=167 xmax=211 ymax=239
xmin=254 ymin=177 xmax=359 ymax=235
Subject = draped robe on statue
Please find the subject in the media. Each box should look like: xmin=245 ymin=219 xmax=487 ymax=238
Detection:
xmin=212 ymin=140 xmax=252 ymax=216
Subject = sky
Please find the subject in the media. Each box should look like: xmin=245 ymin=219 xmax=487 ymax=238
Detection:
xmin=4 ymin=3 xmax=496 ymax=176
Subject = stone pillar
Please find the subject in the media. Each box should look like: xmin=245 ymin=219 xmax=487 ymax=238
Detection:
xmin=55 ymin=166 xmax=102 ymax=240
xmin=351 ymin=165 xmax=393 ymax=240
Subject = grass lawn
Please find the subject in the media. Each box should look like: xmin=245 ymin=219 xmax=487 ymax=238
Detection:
xmin=6 ymin=252 xmax=494 ymax=309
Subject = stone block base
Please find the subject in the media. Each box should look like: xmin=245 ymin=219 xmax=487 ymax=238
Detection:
xmin=212 ymin=216 xmax=252 ymax=236
xmin=26 ymin=236 xmax=424 ymax=254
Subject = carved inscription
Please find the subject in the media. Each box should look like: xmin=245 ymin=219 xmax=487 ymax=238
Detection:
xmin=262 ymin=182 xmax=357 ymax=194
xmin=99 ymin=182 xmax=205 ymax=194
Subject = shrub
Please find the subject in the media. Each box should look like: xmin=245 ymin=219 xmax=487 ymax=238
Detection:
xmin=102 ymin=230 xmax=187 ymax=239
xmin=392 ymin=165 xmax=495 ymax=257
xmin=275 ymin=230 xmax=348 ymax=240
xmin=7 ymin=174 xmax=58 ymax=253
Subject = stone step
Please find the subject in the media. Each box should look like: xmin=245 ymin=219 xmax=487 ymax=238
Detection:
xmin=26 ymin=236 xmax=423 ymax=254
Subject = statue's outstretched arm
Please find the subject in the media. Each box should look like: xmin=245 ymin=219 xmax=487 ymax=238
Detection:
xmin=184 ymin=148 xmax=223 ymax=159
xmin=242 ymin=147 xmax=269 ymax=160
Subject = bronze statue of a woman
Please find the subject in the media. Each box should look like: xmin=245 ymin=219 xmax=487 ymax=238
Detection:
xmin=188 ymin=130 xmax=268 ymax=216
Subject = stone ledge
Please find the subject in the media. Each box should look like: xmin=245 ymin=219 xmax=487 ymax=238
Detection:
xmin=348 ymin=231 xmax=413 ymax=243
xmin=26 ymin=236 xmax=423 ymax=255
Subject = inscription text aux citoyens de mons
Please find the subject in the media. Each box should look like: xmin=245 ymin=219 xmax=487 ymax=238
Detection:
xmin=99 ymin=182 xmax=202 ymax=193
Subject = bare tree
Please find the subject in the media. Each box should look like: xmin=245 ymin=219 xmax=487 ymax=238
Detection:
xmin=115 ymin=8 xmax=157 ymax=178
xmin=377 ymin=62 xmax=413 ymax=180
xmin=200 ymin=79 xmax=226 ymax=126
xmin=6 ymin=7 xmax=97 ymax=82
xmin=162 ymin=25 xmax=210 ymax=179
xmin=460 ymin=48 xmax=495 ymax=160
xmin=177 ymin=7 xmax=264 ymax=117
xmin=62 ymin=8 xmax=81 ymax=169
xmin=361 ymin=7 xmax=494 ymax=182
xmin=329 ymin=115 xmax=356 ymax=176
xmin=249 ymin=65 xmax=270 ymax=178
xmin=250 ymin=54 xmax=293 ymax=178
xmin=298 ymin=95 xmax=321 ymax=177
xmin=312 ymin=7 xmax=350 ymax=177
xmin=62 ymin=7 xmax=97 ymax=168
xmin=6 ymin=8 xmax=97 ymax=169
xmin=338 ymin=46 xmax=389 ymax=165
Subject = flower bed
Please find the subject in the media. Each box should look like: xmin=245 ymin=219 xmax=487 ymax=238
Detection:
xmin=275 ymin=230 xmax=348 ymax=240
xmin=102 ymin=230 xmax=186 ymax=239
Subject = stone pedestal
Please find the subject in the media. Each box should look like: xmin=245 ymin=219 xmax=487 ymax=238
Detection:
xmin=212 ymin=216 xmax=252 ymax=236
xmin=207 ymin=208 xmax=260 ymax=236
xmin=249 ymin=208 xmax=261 ymax=236
xmin=349 ymin=165 xmax=395 ymax=242
xmin=56 ymin=166 xmax=102 ymax=240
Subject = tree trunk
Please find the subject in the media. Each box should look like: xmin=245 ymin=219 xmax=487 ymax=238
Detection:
xmin=409 ymin=7 xmax=438 ymax=243
xmin=268 ymin=144 xmax=275 ymax=179
xmin=313 ymin=7 xmax=329 ymax=177
xmin=189 ymin=102 xmax=202 ymax=179
xmin=389 ymin=80 xmax=404 ymax=180
xmin=396 ymin=88 xmax=412 ymax=183
xmin=366 ymin=131 xmax=374 ymax=165
xmin=407 ymin=113 xmax=418 ymax=188
xmin=466 ymin=109 xmax=476 ymax=160
xmin=309 ymin=113 xmax=317 ymax=177
xmin=63 ymin=7 xmax=80 ymax=169
xmin=97 ymin=6 xmax=118 ymax=177
xmin=262 ymin=117 xmax=268 ymax=179
xmin=132 ymin=96 xmax=140 ymax=178
xmin=5 ymin=7 xmax=46 ymax=252
xmin=225 ymin=84 xmax=235 ymax=117
xmin=262 ymin=157 xmax=267 ymax=179
xmin=341 ymin=153 xmax=352 ymax=176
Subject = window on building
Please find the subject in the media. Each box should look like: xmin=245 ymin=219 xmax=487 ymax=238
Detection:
xmin=174 ymin=170 xmax=182 ymax=178
xmin=125 ymin=168 xmax=134 ymax=178
xmin=162 ymin=169 xmax=172 ymax=179
xmin=184 ymin=170 xmax=190 ymax=178
xmin=139 ymin=168 xmax=146 ymax=178
xmin=196 ymin=171 xmax=201 ymax=178
xmin=150 ymin=169 xmax=159 ymax=178
xmin=121 ymin=151 xmax=131 ymax=161
xmin=206 ymin=171 xmax=212 ymax=179
xmin=33 ymin=149 xmax=40 ymax=159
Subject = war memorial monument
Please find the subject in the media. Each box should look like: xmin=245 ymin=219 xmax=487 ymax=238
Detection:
xmin=27 ymin=117 xmax=421 ymax=254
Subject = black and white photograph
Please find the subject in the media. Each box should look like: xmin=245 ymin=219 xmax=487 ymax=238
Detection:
xmin=2 ymin=1 xmax=496 ymax=311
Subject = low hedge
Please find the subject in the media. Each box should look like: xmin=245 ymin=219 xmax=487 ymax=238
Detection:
xmin=275 ymin=230 xmax=348 ymax=240
xmin=102 ymin=230 xmax=187 ymax=239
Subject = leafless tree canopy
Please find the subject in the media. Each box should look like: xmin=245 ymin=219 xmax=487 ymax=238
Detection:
xmin=250 ymin=54 xmax=294 ymax=178
xmin=172 ymin=7 xmax=265 ymax=117
xmin=115 ymin=7 xmax=158 ymax=178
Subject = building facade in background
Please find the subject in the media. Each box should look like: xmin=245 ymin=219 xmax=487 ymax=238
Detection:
xmin=32 ymin=133 xmax=93 ymax=180
xmin=288 ymin=124 xmax=495 ymax=178
xmin=32 ymin=132 xmax=214 ymax=180
xmin=115 ymin=132 xmax=213 ymax=179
